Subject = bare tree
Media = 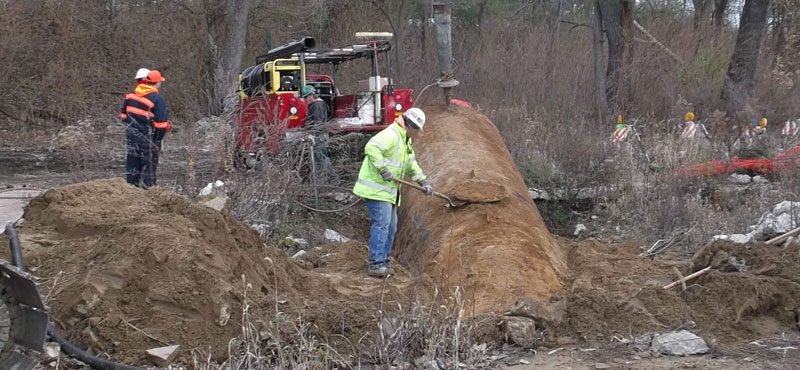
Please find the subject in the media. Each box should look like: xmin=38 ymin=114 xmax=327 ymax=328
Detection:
xmin=722 ymin=0 xmax=770 ymax=109
xmin=545 ymin=0 xmax=564 ymax=52
xmin=692 ymin=0 xmax=713 ymax=28
xmin=771 ymin=4 xmax=787 ymax=67
xmin=592 ymin=0 xmax=608 ymax=121
xmin=713 ymin=0 xmax=729 ymax=26
xmin=205 ymin=0 xmax=250 ymax=115
xmin=595 ymin=0 xmax=633 ymax=110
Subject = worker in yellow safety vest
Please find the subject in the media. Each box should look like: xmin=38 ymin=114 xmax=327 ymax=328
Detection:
xmin=352 ymin=107 xmax=433 ymax=278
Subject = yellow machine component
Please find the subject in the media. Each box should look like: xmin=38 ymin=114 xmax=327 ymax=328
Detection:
xmin=266 ymin=59 xmax=303 ymax=94
xmin=685 ymin=112 xmax=695 ymax=121
xmin=238 ymin=58 xmax=305 ymax=99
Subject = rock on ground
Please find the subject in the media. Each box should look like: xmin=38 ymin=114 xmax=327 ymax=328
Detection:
xmin=502 ymin=316 xmax=539 ymax=348
xmin=650 ymin=330 xmax=709 ymax=356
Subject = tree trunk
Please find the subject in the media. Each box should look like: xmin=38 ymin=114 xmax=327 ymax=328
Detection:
xmin=418 ymin=0 xmax=427 ymax=61
xmin=545 ymin=0 xmax=563 ymax=53
xmin=692 ymin=0 xmax=711 ymax=29
xmin=597 ymin=0 xmax=631 ymax=109
xmin=771 ymin=7 xmax=785 ymax=68
xmin=592 ymin=0 xmax=608 ymax=122
xmin=722 ymin=0 xmax=770 ymax=108
xmin=393 ymin=0 xmax=407 ymax=82
xmin=211 ymin=0 xmax=250 ymax=116
xmin=713 ymin=0 xmax=729 ymax=27
xmin=621 ymin=0 xmax=634 ymax=89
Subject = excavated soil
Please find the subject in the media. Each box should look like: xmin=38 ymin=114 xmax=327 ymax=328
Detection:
xmin=13 ymin=179 xmax=417 ymax=365
xmin=5 ymin=163 xmax=799 ymax=365
xmin=554 ymin=238 xmax=800 ymax=346
xmin=449 ymin=178 xmax=508 ymax=203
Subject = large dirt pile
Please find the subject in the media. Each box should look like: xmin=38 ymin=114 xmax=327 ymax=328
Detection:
xmin=17 ymin=179 xmax=305 ymax=363
xmin=555 ymin=239 xmax=800 ymax=345
xmin=395 ymin=104 xmax=565 ymax=314
xmin=15 ymin=179 xmax=415 ymax=365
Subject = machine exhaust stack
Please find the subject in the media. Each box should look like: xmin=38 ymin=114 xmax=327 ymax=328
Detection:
xmin=432 ymin=0 xmax=459 ymax=105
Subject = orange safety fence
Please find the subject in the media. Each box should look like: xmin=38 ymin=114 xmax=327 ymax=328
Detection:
xmin=676 ymin=144 xmax=800 ymax=177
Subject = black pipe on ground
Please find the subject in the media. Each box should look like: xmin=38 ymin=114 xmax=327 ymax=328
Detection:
xmin=4 ymin=224 xmax=25 ymax=271
xmin=4 ymin=223 xmax=147 ymax=370
xmin=47 ymin=329 xmax=144 ymax=370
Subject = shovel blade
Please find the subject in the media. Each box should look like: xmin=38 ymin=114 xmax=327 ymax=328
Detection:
xmin=434 ymin=193 xmax=467 ymax=208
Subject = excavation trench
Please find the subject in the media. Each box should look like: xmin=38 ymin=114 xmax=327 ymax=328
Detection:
xmin=395 ymin=105 xmax=566 ymax=314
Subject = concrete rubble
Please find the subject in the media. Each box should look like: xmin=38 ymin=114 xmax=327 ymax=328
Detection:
xmin=729 ymin=173 xmax=752 ymax=185
xmin=146 ymin=344 xmax=181 ymax=364
xmin=713 ymin=201 xmax=800 ymax=243
xmin=199 ymin=180 xmax=225 ymax=196
xmin=529 ymin=186 xmax=615 ymax=201
xmin=198 ymin=180 xmax=229 ymax=212
xmin=324 ymin=229 xmax=350 ymax=243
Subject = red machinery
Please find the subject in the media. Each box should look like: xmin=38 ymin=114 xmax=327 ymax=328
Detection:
xmin=235 ymin=33 xmax=414 ymax=165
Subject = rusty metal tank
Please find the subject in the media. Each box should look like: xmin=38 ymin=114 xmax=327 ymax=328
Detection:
xmin=395 ymin=105 xmax=565 ymax=314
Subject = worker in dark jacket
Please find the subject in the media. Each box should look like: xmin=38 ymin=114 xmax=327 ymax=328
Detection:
xmin=120 ymin=70 xmax=171 ymax=188
xmin=301 ymin=85 xmax=339 ymax=184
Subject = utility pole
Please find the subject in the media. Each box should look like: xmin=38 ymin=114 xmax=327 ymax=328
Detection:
xmin=432 ymin=1 xmax=459 ymax=105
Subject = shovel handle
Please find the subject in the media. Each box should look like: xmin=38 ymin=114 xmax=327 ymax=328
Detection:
xmin=393 ymin=178 xmax=456 ymax=205
xmin=392 ymin=178 xmax=426 ymax=192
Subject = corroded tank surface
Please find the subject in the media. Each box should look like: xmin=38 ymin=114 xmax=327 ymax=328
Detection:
xmin=395 ymin=105 xmax=565 ymax=314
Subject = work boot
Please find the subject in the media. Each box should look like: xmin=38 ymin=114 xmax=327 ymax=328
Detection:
xmin=367 ymin=265 xmax=392 ymax=278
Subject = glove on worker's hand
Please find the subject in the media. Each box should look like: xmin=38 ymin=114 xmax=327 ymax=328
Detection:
xmin=419 ymin=180 xmax=434 ymax=196
xmin=380 ymin=169 xmax=393 ymax=182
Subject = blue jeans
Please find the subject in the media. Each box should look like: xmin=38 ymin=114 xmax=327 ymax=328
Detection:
xmin=365 ymin=199 xmax=397 ymax=268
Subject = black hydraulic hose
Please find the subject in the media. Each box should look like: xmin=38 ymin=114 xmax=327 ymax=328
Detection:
xmin=3 ymin=224 xmax=25 ymax=271
xmin=47 ymin=329 xmax=144 ymax=370
xmin=4 ymin=223 xmax=146 ymax=370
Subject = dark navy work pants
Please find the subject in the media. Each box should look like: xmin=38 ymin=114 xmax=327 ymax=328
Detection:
xmin=125 ymin=124 xmax=161 ymax=188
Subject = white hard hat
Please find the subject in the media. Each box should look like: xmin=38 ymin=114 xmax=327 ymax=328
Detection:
xmin=403 ymin=107 xmax=426 ymax=130
xmin=134 ymin=68 xmax=150 ymax=80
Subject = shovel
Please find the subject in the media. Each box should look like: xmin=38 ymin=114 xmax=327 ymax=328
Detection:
xmin=393 ymin=178 xmax=467 ymax=208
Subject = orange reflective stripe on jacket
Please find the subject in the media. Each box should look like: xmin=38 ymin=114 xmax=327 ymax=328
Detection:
xmin=153 ymin=121 xmax=170 ymax=129
xmin=119 ymin=113 xmax=127 ymax=119
xmin=125 ymin=106 xmax=154 ymax=118
xmin=125 ymin=93 xmax=155 ymax=108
